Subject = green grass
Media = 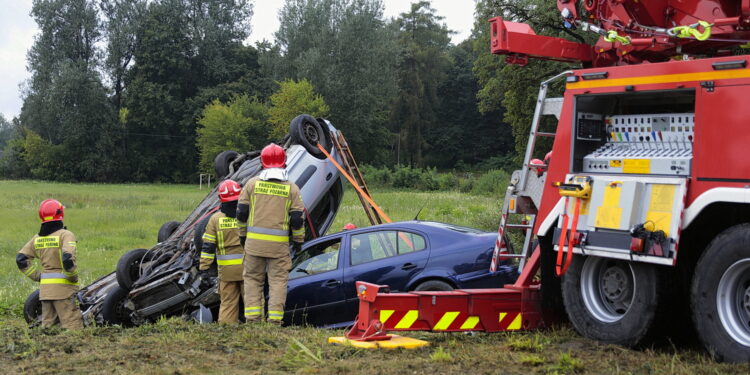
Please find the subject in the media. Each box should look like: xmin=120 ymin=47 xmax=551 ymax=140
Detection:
xmin=1 ymin=180 xmax=748 ymax=374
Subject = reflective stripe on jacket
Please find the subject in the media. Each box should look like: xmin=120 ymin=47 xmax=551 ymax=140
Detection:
xmin=237 ymin=177 xmax=305 ymax=258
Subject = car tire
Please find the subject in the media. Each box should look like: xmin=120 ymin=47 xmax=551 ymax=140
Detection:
xmin=214 ymin=150 xmax=239 ymax=179
xmin=23 ymin=289 xmax=42 ymax=327
xmin=414 ymin=280 xmax=454 ymax=292
xmin=561 ymin=255 xmax=659 ymax=347
xmin=101 ymin=285 xmax=132 ymax=326
xmin=157 ymin=221 xmax=181 ymax=243
xmin=691 ymin=224 xmax=750 ymax=363
xmin=116 ymin=248 xmax=149 ymax=290
xmin=290 ymin=114 xmax=327 ymax=159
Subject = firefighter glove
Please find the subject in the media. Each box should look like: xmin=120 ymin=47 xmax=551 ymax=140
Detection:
xmin=16 ymin=254 xmax=28 ymax=270
xmin=62 ymin=252 xmax=75 ymax=272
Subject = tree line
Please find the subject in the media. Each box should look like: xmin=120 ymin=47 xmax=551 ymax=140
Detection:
xmin=0 ymin=0 xmax=584 ymax=183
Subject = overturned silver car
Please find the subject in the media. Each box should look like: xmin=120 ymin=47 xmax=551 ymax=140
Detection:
xmin=23 ymin=115 xmax=344 ymax=326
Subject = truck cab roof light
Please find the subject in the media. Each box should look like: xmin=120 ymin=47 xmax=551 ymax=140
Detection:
xmin=581 ymin=72 xmax=608 ymax=80
xmin=566 ymin=75 xmax=579 ymax=83
xmin=712 ymin=60 xmax=746 ymax=70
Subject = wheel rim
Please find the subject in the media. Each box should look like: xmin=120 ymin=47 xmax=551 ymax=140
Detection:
xmin=303 ymin=121 xmax=320 ymax=144
xmin=717 ymin=259 xmax=750 ymax=347
xmin=580 ymin=257 xmax=636 ymax=323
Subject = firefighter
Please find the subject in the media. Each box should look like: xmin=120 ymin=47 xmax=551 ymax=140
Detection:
xmin=237 ymin=143 xmax=305 ymax=324
xmin=16 ymin=199 xmax=83 ymax=329
xmin=199 ymin=179 xmax=245 ymax=324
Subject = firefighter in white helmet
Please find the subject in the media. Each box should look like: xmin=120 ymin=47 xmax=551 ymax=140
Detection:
xmin=237 ymin=143 xmax=305 ymax=324
xmin=199 ymin=179 xmax=245 ymax=323
xmin=16 ymin=199 xmax=83 ymax=329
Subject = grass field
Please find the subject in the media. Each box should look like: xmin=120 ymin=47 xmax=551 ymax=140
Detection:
xmin=1 ymin=180 xmax=748 ymax=374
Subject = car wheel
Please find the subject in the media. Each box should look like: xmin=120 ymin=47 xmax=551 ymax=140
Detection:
xmin=414 ymin=280 xmax=454 ymax=292
xmin=290 ymin=114 xmax=327 ymax=159
xmin=157 ymin=221 xmax=181 ymax=243
xmin=116 ymin=248 xmax=149 ymax=290
xmin=101 ymin=285 xmax=133 ymax=326
xmin=691 ymin=224 xmax=750 ymax=363
xmin=214 ymin=150 xmax=239 ymax=179
xmin=561 ymin=255 xmax=659 ymax=347
xmin=23 ymin=289 xmax=42 ymax=327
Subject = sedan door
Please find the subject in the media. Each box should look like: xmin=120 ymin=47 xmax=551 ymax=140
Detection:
xmin=342 ymin=229 xmax=429 ymax=317
xmin=285 ymin=237 xmax=346 ymax=326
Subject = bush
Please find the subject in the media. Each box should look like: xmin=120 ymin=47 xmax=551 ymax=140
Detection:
xmin=471 ymin=170 xmax=510 ymax=196
xmin=359 ymin=164 xmax=509 ymax=195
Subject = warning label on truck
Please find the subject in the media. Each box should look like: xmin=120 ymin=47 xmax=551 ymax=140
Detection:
xmin=622 ymin=159 xmax=650 ymax=174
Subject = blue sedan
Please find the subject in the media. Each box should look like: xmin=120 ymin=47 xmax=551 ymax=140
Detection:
xmin=284 ymin=221 xmax=519 ymax=327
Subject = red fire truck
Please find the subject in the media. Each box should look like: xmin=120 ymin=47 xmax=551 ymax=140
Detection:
xmin=343 ymin=0 xmax=750 ymax=363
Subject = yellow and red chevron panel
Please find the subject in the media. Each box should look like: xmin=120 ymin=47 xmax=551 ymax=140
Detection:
xmin=354 ymin=282 xmax=543 ymax=333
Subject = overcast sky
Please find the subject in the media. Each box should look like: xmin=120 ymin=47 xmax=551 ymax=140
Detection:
xmin=0 ymin=0 xmax=476 ymax=121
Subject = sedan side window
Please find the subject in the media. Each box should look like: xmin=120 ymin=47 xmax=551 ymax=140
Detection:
xmin=350 ymin=231 xmax=425 ymax=265
xmin=397 ymin=231 xmax=426 ymax=254
xmin=290 ymin=239 xmax=341 ymax=279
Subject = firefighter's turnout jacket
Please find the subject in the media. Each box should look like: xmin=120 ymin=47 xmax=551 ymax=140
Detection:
xmin=238 ymin=176 xmax=305 ymax=257
xmin=17 ymin=228 xmax=79 ymax=300
xmin=200 ymin=212 xmax=243 ymax=281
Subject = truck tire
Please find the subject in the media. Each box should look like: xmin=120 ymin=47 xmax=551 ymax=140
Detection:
xmin=562 ymin=255 xmax=659 ymax=347
xmin=691 ymin=224 xmax=750 ymax=363
xmin=116 ymin=248 xmax=149 ymax=290
xmin=157 ymin=220 xmax=181 ymax=242
xmin=414 ymin=280 xmax=453 ymax=291
xmin=23 ymin=289 xmax=42 ymax=327
xmin=101 ymin=285 xmax=132 ymax=326
xmin=290 ymin=114 xmax=327 ymax=159
xmin=214 ymin=150 xmax=239 ymax=179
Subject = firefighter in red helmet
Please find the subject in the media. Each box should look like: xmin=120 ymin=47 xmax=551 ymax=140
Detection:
xmin=199 ymin=179 xmax=245 ymax=323
xmin=237 ymin=143 xmax=305 ymax=324
xmin=16 ymin=199 xmax=83 ymax=329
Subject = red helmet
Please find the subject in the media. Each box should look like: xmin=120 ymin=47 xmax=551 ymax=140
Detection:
xmin=39 ymin=199 xmax=64 ymax=223
xmin=343 ymin=223 xmax=357 ymax=230
xmin=218 ymin=179 xmax=242 ymax=202
xmin=529 ymin=158 xmax=547 ymax=177
xmin=261 ymin=143 xmax=286 ymax=169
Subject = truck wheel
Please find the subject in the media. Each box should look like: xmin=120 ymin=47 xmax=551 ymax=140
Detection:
xmin=414 ymin=280 xmax=453 ymax=291
xmin=562 ymin=255 xmax=659 ymax=347
xmin=691 ymin=224 xmax=750 ymax=363
xmin=116 ymin=248 xmax=149 ymax=290
xmin=23 ymin=290 xmax=42 ymax=327
xmin=102 ymin=286 xmax=133 ymax=326
xmin=214 ymin=150 xmax=239 ymax=179
xmin=157 ymin=220 xmax=181 ymax=242
xmin=290 ymin=114 xmax=327 ymax=159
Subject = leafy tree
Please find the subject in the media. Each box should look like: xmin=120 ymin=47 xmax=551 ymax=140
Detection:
xmin=100 ymin=0 xmax=146 ymax=110
xmin=390 ymin=1 xmax=452 ymax=167
xmin=196 ymin=94 xmax=270 ymax=172
xmin=22 ymin=129 xmax=67 ymax=180
xmin=125 ymin=0 xmax=261 ymax=182
xmin=276 ymin=0 xmax=398 ymax=164
xmin=19 ymin=0 xmax=120 ymax=181
xmin=0 ymin=115 xmax=12 ymax=150
xmin=268 ymin=79 xmax=329 ymax=138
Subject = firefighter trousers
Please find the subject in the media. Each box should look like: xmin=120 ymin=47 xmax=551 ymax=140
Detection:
xmin=41 ymin=296 xmax=83 ymax=329
xmin=218 ymin=280 xmax=243 ymax=324
xmin=243 ymin=254 xmax=291 ymax=322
